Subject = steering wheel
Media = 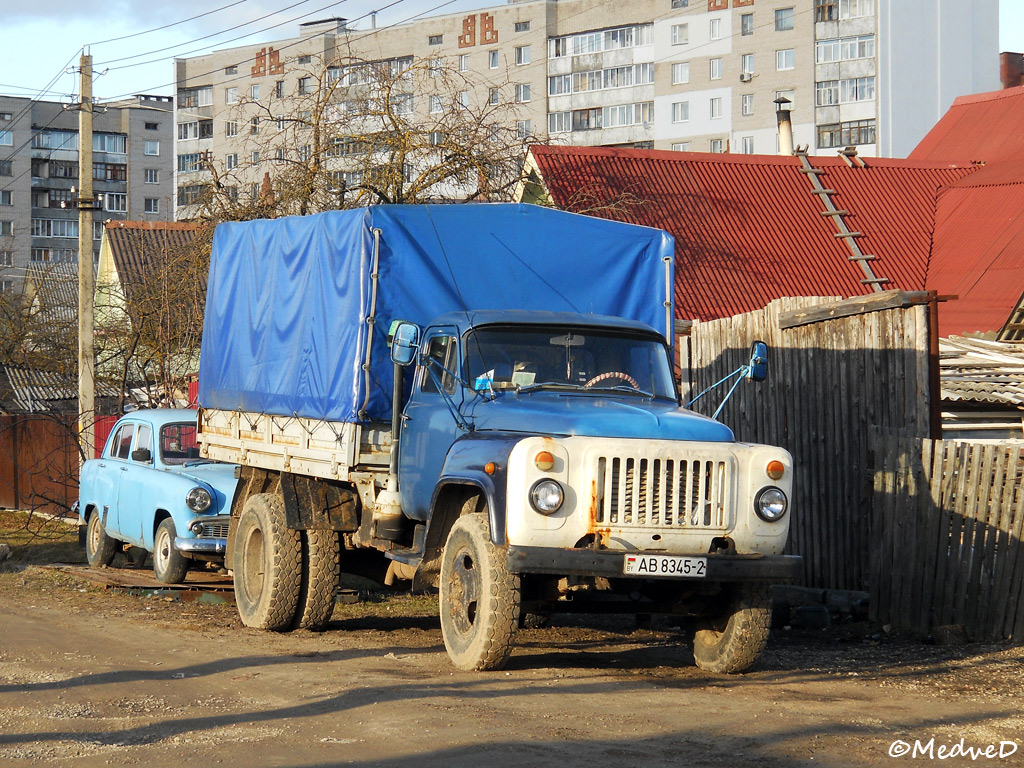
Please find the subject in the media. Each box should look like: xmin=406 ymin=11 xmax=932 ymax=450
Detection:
xmin=584 ymin=371 xmax=639 ymax=389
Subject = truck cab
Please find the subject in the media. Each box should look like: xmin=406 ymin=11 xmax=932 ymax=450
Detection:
xmin=390 ymin=310 xmax=799 ymax=672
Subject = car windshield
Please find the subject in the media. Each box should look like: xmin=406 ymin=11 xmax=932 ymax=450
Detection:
xmin=160 ymin=423 xmax=200 ymax=465
xmin=463 ymin=325 xmax=677 ymax=400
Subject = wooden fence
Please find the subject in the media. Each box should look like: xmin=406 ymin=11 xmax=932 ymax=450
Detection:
xmin=871 ymin=435 xmax=1024 ymax=641
xmin=686 ymin=291 xmax=936 ymax=591
xmin=0 ymin=415 xmax=79 ymax=514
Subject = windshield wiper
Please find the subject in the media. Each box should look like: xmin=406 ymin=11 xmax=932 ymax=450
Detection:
xmin=515 ymin=381 xmax=586 ymax=394
xmin=584 ymin=384 xmax=657 ymax=399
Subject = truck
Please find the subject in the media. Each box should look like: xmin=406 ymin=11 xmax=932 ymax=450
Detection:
xmin=196 ymin=203 xmax=800 ymax=673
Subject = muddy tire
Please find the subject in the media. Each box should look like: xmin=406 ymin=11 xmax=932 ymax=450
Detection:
xmin=439 ymin=512 xmax=520 ymax=671
xmin=693 ymin=583 xmax=772 ymax=674
xmin=291 ymin=529 xmax=340 ymax=631
xmin=233 ymin=493 xmax=301 ymax=631
xmin=85 ymin=511 xmax=117 ymax=568
xmin=153 ymin=519 xmax=189 ymax=584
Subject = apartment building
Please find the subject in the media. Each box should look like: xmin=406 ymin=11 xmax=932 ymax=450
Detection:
xmin=0 ymin=94 xmax=174 ymax=294
xmin=172 ymin=0 xmax=997 ymax=214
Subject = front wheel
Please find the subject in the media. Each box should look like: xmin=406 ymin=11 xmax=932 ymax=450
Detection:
xmin=439 ymin=512 xmax=520 ymax=671
xmin=85 ymin=512 xmax=117 ymax=567
xmin=692 ymin=583 xmax=772 ymax=674
xmin=153 ymin=518 xmax=189 ymax=584
xmin=233 ymin=493 xmax=301 ymax=631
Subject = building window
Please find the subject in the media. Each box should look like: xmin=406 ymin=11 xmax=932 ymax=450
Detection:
xmin=392 ymin=93 xmax=413 ymax=114
xmin=144 ymin=140 xmax=160 ymax=156
xmin=103 ymin=193 xmax=126 ymax=212
xmin=709 ymin=18 xmax=721 ymax=40
xmin=817 ymin=118 xmax=876 ymax=148
xmin=225 ymin=121 xmax=238 ymax=137
xmin=815 ymin=0 xmax=838 ymax=22
xmin=741 ymin=54 xmax=754 ymax=74
xmin=429 ymin=95 xmax=443 ymax=113
xmin=298 ymin=55 xmax=311 ymax=64
xmin=776 ymin=49 xmax=795 ymax=70
xmin=819 ymin=34 xmax=876 ymax=62
xmin=177 ymin=153 xmax=207 ymax=172
xmin=489 ymin=87 xmax=500 ymax=105
xmin=226 ymin=153 xmax=238 ymax=170
xmin=547 ymin=111 xmax=571 ymax=133
xmin=0 ymin=130 xmax=12 ymax=146
xmin=840 ymin=0 xmax=874 ymax=18
xmin=515 ymin=83 xmax=531 ymax=103
xmin=144 ymin=198 xmax=160 ymax=214
xmin=671 ymin=0 xmax=689 ymax=7
xmin=0 ymin=221 xmax=11 ymax=236
xmin=741 ymin=13 xmax=754 ymax=35
xmin=0 ymin=190 xmax=11 ymax=206
xmin=517 ymin=120 xmax=531 ymax=139
xmin=671 ymin=24 xmax=688 ymax=46
xmin=710 ymin=58 xmax=722 ymax=79
xmin=515 ymin=45 xmax=530 ymax=65
xmin=31 ymin=248 xmax=51 ymax=262
xmin=251 ymin=151 xmax=260 ymax=165
xmin=144 ymin=168 xmax=159 ymax=184
xmin=515 ymin=21 xmax=530 ymax=32
xmin=275 ymin=81 xmax=284 ymax=98
xmin=741 ymin=93 xmax=754 ymax=115
xmin=840 ymin=76 xmax=876 ymax=102
xmin=459 ymin=54 xmax=469 ymax=72
xmin=298 ymin=77 xmax=312 ymax=95
xmin=178 ymin=121 xmax=198 ymax=140
xmin=672 ymin=62 xmax=690 ymax=84
xmin=0 ymin=251 xmax=11 ymax=266
xmin=428 ymin=34 xmax=443 ymax=45
xmin=776 ymin=89 xmax=796 ymax=111
xmin=671 ymin=141 xmax=690 ymax=151
xmin=489 ymin=50 xmax=499 ymax=69
xmin=458 ymin=91 xmax=469 ymax=108
xmin=775 ymin=8 xmax=795 ymax=30
xmin=741 ymin=136 xmax=754 ymax=154
xmin=548 ymin=74 xmax=571 ymax=95
xmin=710 ymin=97 xmax=722 ymax=119
xmin=274 ymin=148 xmax=285 ymax=163
xmin=31 ymin=218 xmax=78 ymax=238
xmin=428 ymin=131 xmax=444 ymax=146
xmin=251 ymin=84 xmax=260 ymax=100
xmin=0 ymin=160 xmax=11 ymax=176
xmin=710 ymin=139 xmax=724 ymax=153
xmin=0 ymin=280 xmax=12 ymax=294
xmin=276 ymin=115 xmax=286 ymax=131
xmin=225 ymin=87 xmax=238 ymax=104
xmin=671 ymin=101 xmax=689 ymax=122
xmin=250 ymin=117 xmax=259 ymax=134
xmin=225 ymin=65 xmax=237 ymax=75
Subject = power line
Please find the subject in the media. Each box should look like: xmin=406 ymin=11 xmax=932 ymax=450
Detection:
xmin=88 ymin=0 xmax=251 ymax=46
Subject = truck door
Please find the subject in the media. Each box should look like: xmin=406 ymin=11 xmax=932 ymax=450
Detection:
xmin=398 ymin=327 xmax=463 ymax=521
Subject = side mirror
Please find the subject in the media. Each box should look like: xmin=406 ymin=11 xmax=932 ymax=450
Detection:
xmin=389 ymin=321 xmax=421 ymax=367
xmin=747 ymin=340 xmax=769 ymax=382
xmin=131 ymin=447 xmax=152 ymax=463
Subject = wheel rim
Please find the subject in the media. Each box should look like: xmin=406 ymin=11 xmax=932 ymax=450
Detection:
xmin=240 ymin=525 xmax=266 ymax=604
xmin=155 ymin=528 xmax=170 ymax=571
xmin=87 ymin=517 xmax=99 ymax=556
xmin=448 ymin=548 xmax=479 ymax=637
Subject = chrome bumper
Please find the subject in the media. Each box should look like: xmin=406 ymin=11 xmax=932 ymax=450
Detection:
xmin=174 ymin=536 xmax=226 ymax=554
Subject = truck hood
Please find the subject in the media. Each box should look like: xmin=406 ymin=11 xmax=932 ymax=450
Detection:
xmin=463 ymin=392 xmax=734 ymax=442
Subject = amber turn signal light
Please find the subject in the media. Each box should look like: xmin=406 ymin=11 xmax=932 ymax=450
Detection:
xmin=484 ymin=462 xmax=497 ymax=475
xmin=534 ymin=451 xmax=554 ymax=471
xmin=766 ymin=460 xmax=785 ymax=480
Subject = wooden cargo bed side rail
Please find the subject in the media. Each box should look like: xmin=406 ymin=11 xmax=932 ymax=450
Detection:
xmin=197 ymin=408 xmax=392 ymax=481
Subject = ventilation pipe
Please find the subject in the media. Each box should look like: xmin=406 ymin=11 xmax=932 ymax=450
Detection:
xmin=774 ymin=96 xmax=794 ymax=156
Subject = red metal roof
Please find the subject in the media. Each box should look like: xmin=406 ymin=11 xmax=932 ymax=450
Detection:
xmin=927 ymin=160 xmax=1024 ymax=336
xmin=529 ymin=145 xmax=977 ymax=321
xmin=909 ymin=85 xmax=1024 ymax=163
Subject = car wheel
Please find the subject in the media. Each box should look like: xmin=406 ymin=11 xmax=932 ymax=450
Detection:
xmin=692 ymin=583 xmax=771 ymax=674
xmin=439 ymin=512 xmax=520 ymax=671
xmin=292 ymin=530 xmax=340 ymax=631
xmin=85 ymin=511 xmax=117 ymax=568
xmin=153 ymin=518 xmax=189 ymax=584
xmin=233 ymin=493 xmax=301 ymax=631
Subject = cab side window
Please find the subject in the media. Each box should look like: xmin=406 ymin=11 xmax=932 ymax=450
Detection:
xmin=420 ymin=335 xmax=458 ymax=395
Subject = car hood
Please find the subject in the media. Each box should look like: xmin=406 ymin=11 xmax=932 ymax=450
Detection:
xmin=169 ymin=461 xmax=240 ymax=500
xmin=463 ymin=392 xmax=735 ymax=442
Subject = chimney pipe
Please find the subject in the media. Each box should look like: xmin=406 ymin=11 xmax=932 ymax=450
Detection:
xmin=774 ymin=96 xmax=793 ymax=156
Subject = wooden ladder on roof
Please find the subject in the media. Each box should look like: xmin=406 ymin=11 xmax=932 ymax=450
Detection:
xmin=796 ymin=149 xmax=888 ymax=293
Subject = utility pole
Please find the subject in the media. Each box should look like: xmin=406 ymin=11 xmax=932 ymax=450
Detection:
xmin=77 ymin=52 xmax=98 ymax=462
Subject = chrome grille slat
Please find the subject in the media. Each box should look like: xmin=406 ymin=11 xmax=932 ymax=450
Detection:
xmin=593 ymin=453 xmax=730 ymax=530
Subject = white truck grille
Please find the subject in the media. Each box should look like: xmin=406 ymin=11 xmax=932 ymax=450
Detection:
xmin=593 ymin=455 xmax=730 ymax=529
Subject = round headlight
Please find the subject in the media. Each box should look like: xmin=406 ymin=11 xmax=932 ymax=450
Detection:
xmin=186 ymin=487 xmax=212 ymax=513
xmin=754 ymin=487 xmax=788 ymax=522
xmin=529 ymin=479 xmax=564 ymax=514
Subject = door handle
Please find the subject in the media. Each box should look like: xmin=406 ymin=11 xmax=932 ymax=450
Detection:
xmin=119 ymin=466 xmax=129 ymax=472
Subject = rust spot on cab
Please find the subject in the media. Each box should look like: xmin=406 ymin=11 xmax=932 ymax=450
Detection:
xmin=588 ymin=479 xmax=610 ymax=546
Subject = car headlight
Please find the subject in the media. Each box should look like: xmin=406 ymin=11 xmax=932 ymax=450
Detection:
xmin=754 ymin=487 xmax=788 ymax=522
xmin=529 ymin=479 xmax=564 ymax=514
xmin=186 ymin=487 xmax=212 ymax=513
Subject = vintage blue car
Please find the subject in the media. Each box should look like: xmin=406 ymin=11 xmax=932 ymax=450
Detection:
xmin=78 ymin=409 xmax=239 ymax=583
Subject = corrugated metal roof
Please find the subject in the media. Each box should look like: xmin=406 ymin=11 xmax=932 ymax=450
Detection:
xmin=928 ymin=161 xmax=1024 ymax=337
xmin=910 ymin=85 xmax=1024 ymax=163
xmin=24 ymin=261 xmax=78 ymax=325
xmin=940 ymin=336 xmax=1024 ymax=406
xmin=103 ymin=221 xmax=205 ymax=311
xmin=529 ymin=146 xmax=977 ymax=321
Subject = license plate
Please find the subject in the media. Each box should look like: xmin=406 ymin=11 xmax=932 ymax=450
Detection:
xmin=623 ymin=554 xmax=707 ymax=578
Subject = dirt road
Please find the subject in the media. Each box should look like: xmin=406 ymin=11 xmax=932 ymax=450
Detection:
xmin=1 ymin=565 xmax=1022 ymax=767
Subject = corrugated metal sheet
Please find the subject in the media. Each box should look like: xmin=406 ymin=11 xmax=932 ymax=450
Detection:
xmin=940 ymin=336 xmax=1024 ymax=405
xmin=104 ymin=220 xmax=205 ymax=312
xmin=927 ymin=162 xmax=1024 ymax=337
xmin=24 ymin=261 xmax=77 ymax=325
xmin=530 ymin=146 xmax=977 ymax=321
xmin=910 ymin=85 xmax=1024 ymax=163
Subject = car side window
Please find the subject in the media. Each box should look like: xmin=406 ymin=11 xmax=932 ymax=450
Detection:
xmin=114 ymin=424 xmax=135 ymax=460
xmin=420 ymin=335 xmax=458 ymax=395
xmin=133 ymin=424 xmax=153 ymax=463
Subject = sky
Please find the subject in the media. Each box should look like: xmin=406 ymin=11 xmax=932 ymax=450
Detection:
xmin=0 ymin=0 xmax=1021 ymax=104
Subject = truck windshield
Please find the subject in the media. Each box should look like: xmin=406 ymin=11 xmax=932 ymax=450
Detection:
xmin=464 ymin=326 xmax=677 ymax=400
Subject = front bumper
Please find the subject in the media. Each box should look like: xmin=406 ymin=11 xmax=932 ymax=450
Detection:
xmin=174 ymin=536 xmax=226 ymax=555
xmin=507 ymin=546 xmax=802 ymax=582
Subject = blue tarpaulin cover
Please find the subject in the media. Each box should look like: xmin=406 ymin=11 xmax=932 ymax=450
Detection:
xmin=198 ymin=203 xmax=675 ymax=423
